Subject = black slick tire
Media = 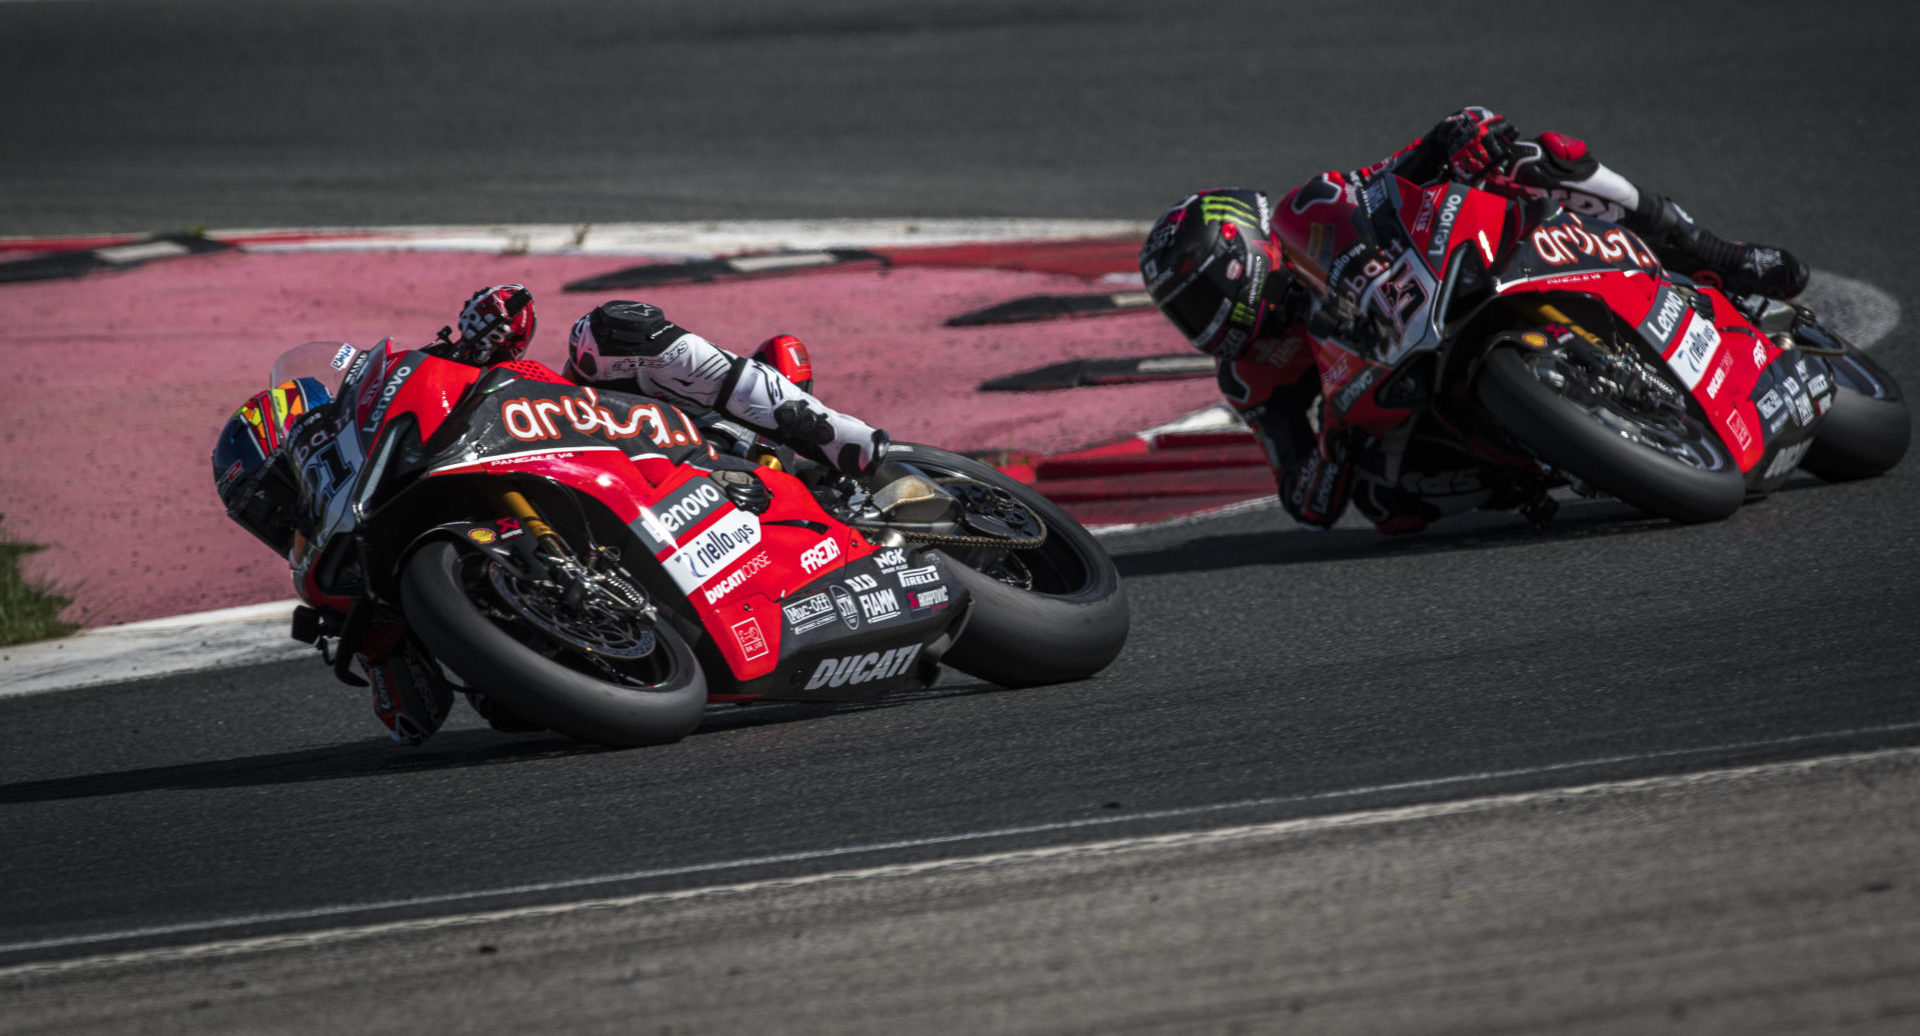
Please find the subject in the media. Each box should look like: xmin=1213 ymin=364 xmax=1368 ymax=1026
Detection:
xmin=883 ymin=443 xmax=1129 ymax=688
xmin=1800 ymin=346 xmax=1911 ymax=481
xmin=401 ymin=541 xmax=706 ymax=748
xmin=1475 ymin=345 xmax=1745 ymax=523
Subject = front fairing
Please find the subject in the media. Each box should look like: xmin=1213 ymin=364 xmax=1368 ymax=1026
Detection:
xmin=1488 ymin=208 xmax=1837 ymax=484
xmin=394 ymin=368 xmax=971 ymax=692
xmin=1305 ymin=176 xmax=1516 ymax=435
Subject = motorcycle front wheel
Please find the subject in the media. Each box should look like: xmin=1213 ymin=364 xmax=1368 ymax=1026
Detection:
xmin=879 ymin=442 xmax=1129 ymax=688
xmin=1475 ymin=343 xmax=1745 ymax=523
xmin=401 ymin=540 xmax=707 ymax=748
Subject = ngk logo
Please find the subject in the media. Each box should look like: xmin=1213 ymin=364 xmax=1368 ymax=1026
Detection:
xmin=799 ymin=537 xmax=840 ymax=574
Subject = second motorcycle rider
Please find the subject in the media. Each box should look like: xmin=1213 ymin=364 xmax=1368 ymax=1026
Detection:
xmin=1138 ymin=106 xmax=1811 ymax=535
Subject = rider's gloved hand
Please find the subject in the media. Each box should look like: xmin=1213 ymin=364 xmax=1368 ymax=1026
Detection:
xmin=775 ymin=400 xmax=888 ymax=476
xmin=773 ymin=400 xmax=835 ymax=449
xmin=1282 ymin=428 xmax=1361 ymax=531
xmin=1433 ymin=106 xmax=1518 ymax=183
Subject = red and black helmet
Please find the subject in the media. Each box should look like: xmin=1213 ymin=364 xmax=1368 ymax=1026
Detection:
xmin=1139 ymin=189 xmax=1282 ymax=359
xmin=453 ymin=284 xmax=537 ymax=366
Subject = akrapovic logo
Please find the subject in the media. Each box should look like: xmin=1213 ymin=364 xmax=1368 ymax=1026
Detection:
xmin=799 ymin=537 xmax=841 ymax=574
xmin=804 ymin=643 xmax=922 ymax=690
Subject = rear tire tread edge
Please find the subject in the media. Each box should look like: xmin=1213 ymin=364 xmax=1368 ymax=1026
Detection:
xmin=1800 ymin=381 xmax=1911 ymax=482
xmin=888 ymin=443 xmax=1129 ymax=688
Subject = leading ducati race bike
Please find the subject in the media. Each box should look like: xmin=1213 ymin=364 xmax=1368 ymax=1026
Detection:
xmin=254 ymin=339 xmax=1128 ymax=747
xmin=1269 ymin=171 xmax=1910 ymax=525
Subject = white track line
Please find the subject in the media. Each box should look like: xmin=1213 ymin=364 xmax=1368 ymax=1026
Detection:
xmin=4 ymin=737 xmax=1917 ymax=974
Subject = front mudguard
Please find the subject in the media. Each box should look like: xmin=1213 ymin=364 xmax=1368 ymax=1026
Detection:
xmin=397 ymin=517 xmax=541 ymax=583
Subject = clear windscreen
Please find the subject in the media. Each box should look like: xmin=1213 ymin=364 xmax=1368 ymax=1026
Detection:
xmin=267 ymin=340 xmax=368 ymax=395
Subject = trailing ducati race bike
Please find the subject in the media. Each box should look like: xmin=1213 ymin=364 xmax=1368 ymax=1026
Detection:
xmin=227 ymin=340 xmax=1127 ymax=747
xmin=1279 ymin=172 xmax=1909 ymax=525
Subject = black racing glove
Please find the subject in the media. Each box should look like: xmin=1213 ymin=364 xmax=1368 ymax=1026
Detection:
xmin=773 ymin=400 xmax=835 ymax=449
xmin=1431 ymin=106 xmax=1519 ymax=183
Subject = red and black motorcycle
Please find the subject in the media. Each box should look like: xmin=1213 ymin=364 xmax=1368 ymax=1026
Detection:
xmin=1277 ymin=172 xmax=1909 ymax=524
xmin=249 ymin=340 xmax=1128 ymax=747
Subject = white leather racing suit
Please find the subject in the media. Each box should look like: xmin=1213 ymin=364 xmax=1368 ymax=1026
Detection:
xmin=564 ymin=301 xmax=886 ymax=473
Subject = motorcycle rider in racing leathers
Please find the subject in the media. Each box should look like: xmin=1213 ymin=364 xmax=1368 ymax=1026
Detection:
xmin=1139 ymin=106 xmax=1811 ymax=536
xmin=215 ymin=283 xmax=887 ymax=745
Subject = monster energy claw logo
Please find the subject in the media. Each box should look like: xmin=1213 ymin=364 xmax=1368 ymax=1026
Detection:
xmin=1200 ymin=195 xmax=1260 ymax=227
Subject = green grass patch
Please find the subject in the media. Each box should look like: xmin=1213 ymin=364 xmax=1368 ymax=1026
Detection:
xmin=0 ymin=514 xmax=77 ymax=646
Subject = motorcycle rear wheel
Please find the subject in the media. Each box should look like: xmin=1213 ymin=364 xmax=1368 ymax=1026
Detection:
xmin=1800 ymin=343 xmax=1910 ymax=481
xmin=881 ymin=443 xmax=1129 ymax=688
xmin=401 ymin=541 xmax=707 ymax=748
xmin=1475 ymin=344 xmax=1745 ymax=523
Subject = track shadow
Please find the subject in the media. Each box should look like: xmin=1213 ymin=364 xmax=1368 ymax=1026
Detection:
xmin=1110 ymin=497 xmax=1683 ymax=578
xmin=0 ymin=730 xmax=611 ymax=805
xmin=694 ymin=676 xmax=1007 ymax=734
xmin=0 ymin=679 xmax=1010 ymax=806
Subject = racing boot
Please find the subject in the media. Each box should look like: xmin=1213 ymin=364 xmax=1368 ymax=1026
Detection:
xmin=1626 ymin=192 xmax=1809 ymax=299
xmin=360 ymin=624 xmax=453 ymax=746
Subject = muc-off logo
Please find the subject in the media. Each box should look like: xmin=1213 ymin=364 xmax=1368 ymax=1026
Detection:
xmin=362 ymin=365 xmax=413 ymax=433
xmin=1426 ymin=189 xmax=1465 ymax=260
xmin=799 ymin=537 xmax=841 ymax=574
xmin=804 ymin=644 xmax=922 ymax=691
xmin=783 ymin=592 xmax=837 ymax=634
xmin=660 ymin=480 xmax=724 ymax=535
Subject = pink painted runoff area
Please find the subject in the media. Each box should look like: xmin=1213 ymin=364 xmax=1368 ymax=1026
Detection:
xmin=1 ymin=247 xmax=1224 ymax=627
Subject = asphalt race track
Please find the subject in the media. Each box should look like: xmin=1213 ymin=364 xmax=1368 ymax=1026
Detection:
xmin=4 ymin=1 xmax=1919 ymax=1032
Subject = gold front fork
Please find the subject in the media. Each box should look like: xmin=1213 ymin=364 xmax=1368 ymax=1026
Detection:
xmin=496 ymin=489 xmax=568 ymax=556
xmin=1511 ymin=299 xmax=1606 ymax=350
